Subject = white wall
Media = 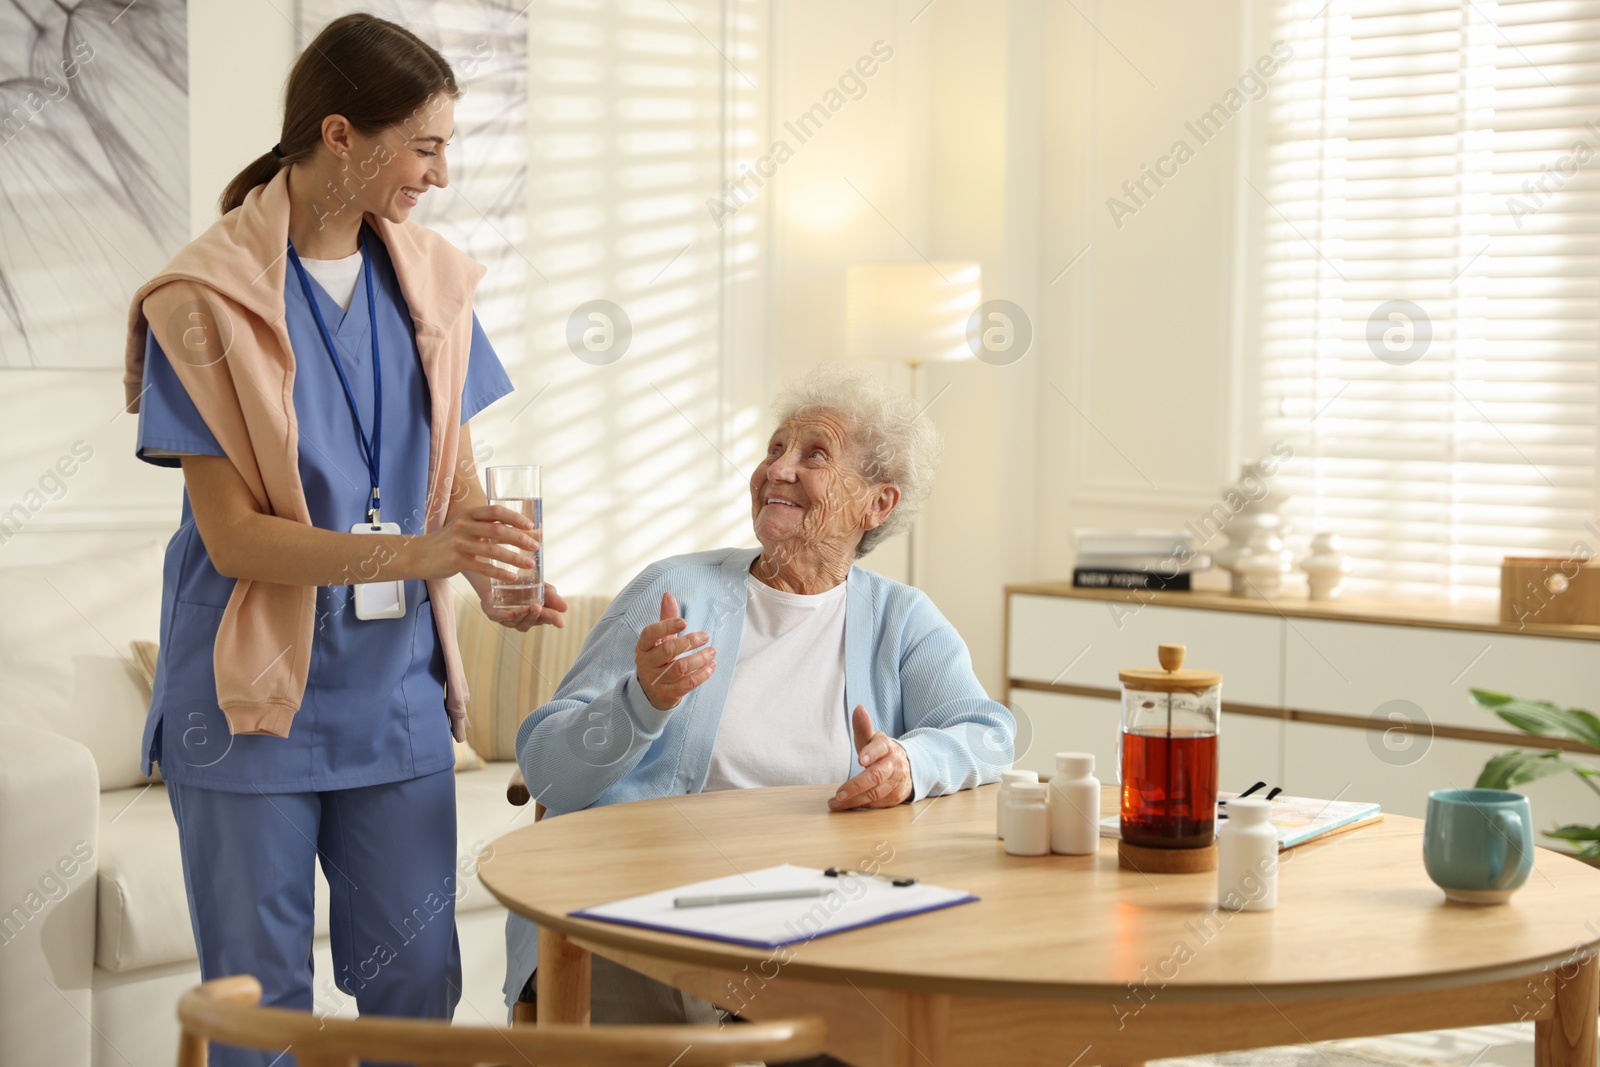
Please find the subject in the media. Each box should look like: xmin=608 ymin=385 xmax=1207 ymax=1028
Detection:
xmin=764 ymin=0 xmax=1256 ymax=691
xmin=1034 ymin=0 xmax=1257 ymax=571
xmin=765 ymin=0 xmax=1048 ymax=693
xmin=763 ymin=0 xmax=927 ymax=596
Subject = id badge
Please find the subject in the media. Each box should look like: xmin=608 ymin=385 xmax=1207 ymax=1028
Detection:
xmin=350 ymin=521 xmax=406 ymax=620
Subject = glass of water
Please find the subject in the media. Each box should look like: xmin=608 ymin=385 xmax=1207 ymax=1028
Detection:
xmin=485 ymin=465 xmax=543 ymax=608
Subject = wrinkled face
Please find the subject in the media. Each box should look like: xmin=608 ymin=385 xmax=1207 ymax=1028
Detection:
xmin=750 ymin=410 xmax=891 ymax=564
xmin=342 ymin=93 xmax=454 ymax=224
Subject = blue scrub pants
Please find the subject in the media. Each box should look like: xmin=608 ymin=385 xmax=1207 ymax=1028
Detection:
xmin=167 ymin=768 xmax=461 ymax=1067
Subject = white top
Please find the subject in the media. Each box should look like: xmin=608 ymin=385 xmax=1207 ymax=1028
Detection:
xmin=298 ymin=248 xmax=364 ymax=312
xmin=700 ymin=573 xmax=853 ymax=792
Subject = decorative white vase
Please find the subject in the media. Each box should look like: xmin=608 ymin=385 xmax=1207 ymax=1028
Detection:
xmin=1217 ymin=512 xmax=1278 ymax=594
xmin=1234 ymin=528 xmax=1288 ymax=599
xmin=1301 ymin=532 xmax=1353 ymax=601
xmin=1213 ymin=462 xmax=1295 ymax=595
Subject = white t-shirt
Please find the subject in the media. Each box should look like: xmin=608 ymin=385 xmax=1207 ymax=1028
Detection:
xmin=701 ymin=573 xmax=854 ymax=792
xmin=298 ymin=248 xmax=364 ymax=312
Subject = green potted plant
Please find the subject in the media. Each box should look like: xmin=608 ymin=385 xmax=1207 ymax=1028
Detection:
xmin=1470 ymin=688 xmax=1600 ymax=859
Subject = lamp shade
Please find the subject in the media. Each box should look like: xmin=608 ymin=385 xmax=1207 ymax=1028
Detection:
xmin=845 ymin=262 xmax=982 ymax=365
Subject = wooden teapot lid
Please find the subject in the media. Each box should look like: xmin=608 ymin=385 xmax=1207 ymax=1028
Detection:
xmin=1118 ymin=643 xmax=1223 ymax=693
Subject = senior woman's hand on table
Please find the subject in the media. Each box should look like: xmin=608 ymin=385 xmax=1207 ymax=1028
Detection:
xmin=829 ymin=704 xmax=914 ymax=810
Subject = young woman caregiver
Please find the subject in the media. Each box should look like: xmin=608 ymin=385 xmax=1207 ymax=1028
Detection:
xmin=119 ymin=14 xmax=565 ymax=1062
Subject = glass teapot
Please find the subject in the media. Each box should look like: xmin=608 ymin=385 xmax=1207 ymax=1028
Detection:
xmin=1119 ymin=643 xmax=1222 ymax=850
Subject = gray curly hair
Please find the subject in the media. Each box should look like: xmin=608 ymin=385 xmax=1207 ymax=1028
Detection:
xmin=769 ymin=364 xmax=943 ymax=557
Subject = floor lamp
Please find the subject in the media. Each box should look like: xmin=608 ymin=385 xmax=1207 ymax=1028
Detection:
xmin=844 ymin=261 xmax=982 ymax=587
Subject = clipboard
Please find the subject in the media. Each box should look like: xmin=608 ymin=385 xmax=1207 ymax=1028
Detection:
xmin=570 ymin=864 xmax=978 ymax=950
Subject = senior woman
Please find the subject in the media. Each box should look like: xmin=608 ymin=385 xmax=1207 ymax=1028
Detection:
xmin=502 ymin=366 xmax=1016 ymax=1025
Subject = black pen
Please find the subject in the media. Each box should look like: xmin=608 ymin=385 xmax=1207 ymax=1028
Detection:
xmin=1220 ymin=783 xmax=1267 ymax=820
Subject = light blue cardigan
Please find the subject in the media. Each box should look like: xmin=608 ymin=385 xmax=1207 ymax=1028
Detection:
xmin=500 ymin=547 xmax=1016 ymax=1007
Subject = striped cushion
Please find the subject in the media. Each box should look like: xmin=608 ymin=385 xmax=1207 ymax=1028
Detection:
xmin=127 ymin=641 xmax=164 ymax=782
xmin=129 ymin=640 xmax=160 ymax=692
xmin=453 ymin=591 xmax=613 ymax=762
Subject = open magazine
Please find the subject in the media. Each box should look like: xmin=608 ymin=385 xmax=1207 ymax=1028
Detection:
xmin=1099 ymin=793 xmax=1382 ymax=851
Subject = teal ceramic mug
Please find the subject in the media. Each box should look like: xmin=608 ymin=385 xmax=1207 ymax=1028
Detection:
xmin=1423 ymin=788 xmax=1534 ymax=904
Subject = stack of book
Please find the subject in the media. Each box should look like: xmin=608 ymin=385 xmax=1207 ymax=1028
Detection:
xmin=1072 ymin=529 xmax=1210 ymax=591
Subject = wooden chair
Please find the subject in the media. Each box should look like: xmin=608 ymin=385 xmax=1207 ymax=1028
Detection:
xmin=176 ymin=975 xmax=826 ymax=1067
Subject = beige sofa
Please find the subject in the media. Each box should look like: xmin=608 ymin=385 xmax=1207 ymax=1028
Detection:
xmin=0 ymin=540 xmax=587 ymax=1067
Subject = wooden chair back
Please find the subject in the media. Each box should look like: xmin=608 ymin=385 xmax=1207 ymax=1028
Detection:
xmin=176 ymin=975 xmax=826 ymax=1067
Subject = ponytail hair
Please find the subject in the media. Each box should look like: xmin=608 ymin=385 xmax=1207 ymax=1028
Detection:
xmin=219 ymin=13 xmax=460 ymax=215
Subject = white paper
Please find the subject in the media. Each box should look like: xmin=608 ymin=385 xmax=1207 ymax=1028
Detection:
xmin=572 ymin=863 xmax=977 ymax=949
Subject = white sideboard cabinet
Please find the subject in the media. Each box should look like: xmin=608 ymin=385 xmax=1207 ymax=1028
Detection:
xmin=1004 ymin=583 xmax=1600 ymax=841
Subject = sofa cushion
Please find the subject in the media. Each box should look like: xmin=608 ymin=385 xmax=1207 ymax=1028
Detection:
xmin=95 ymin=782 xmax=212 ymax=972
xmin=0 ymin=542 xmax=166 ymax=792
xmin=95 ymin=763 xmax=519 ymax=972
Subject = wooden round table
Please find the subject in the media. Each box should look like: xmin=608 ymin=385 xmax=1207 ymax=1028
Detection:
xmin=479 ymin=784 xmax=1600 ymax=1067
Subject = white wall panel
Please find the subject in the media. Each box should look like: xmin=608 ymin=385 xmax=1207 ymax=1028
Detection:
xmin=1008 ymin=594 xmax=1284 ymax=707
xmin=1284 ymin=618 xmax=1600 ymax=731
xmin=1283 ymin=721 xmax=1597 ymax=831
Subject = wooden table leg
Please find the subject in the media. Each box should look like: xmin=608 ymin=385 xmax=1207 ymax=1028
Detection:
xmin=1535 ymin=953 xmax=1597 ymax=1067
xmin=884 ymin=992 xmax=949 ymax=1067
xmin=536 ymin=927 xmax=591 ymax=1026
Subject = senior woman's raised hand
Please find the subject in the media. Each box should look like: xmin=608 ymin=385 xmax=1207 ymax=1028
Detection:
xmin=634 ymin=592 xmax=717 ymax=710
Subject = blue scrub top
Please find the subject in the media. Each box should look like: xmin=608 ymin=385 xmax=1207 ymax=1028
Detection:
xmin=134 ymin=222 xmax=514 ymax=793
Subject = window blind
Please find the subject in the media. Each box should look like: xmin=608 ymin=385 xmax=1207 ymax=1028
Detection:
xmin=523 ymin=0 xmax=769 ymax=593
xmin=1256 ymin=0 xmax=1600 ymax=601
xmin=299 ymin=1 xmax=768 ymax=595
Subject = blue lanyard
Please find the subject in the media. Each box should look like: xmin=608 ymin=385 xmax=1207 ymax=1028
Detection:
xmin=286 ymin=226 xmax=383 ymax=523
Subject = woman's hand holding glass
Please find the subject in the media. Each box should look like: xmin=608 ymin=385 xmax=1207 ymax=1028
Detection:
xmin=635 ymin=593 xmax=716 ymax=710
xmin=410 ymin=504 xmax=564 ymax=629
xmin=415 ymin=503 xmax=539 ymax=582
xmin=430 ymin=503 xmax=568 ymax=631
